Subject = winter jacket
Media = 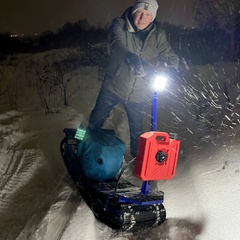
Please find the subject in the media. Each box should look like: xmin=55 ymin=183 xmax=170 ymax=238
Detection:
xmin=103 ymin=7 xmax=179 ymax=103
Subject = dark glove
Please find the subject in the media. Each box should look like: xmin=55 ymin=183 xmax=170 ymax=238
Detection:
xmin=125 ymin=52 xmax=145 ymax=77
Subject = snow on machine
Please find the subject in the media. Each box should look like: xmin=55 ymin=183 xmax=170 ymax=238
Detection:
xmin=60 ymin=71 xmax=180 ymax=231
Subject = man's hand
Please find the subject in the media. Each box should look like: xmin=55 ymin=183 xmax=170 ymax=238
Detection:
xmin=125 ymin=53 xmax=145 ymax=77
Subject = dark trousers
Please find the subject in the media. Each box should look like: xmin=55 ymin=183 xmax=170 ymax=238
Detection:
xmin=88 ymin=86 xmax=145 ymax=158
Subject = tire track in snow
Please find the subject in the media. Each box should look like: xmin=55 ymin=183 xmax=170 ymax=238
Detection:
xmin=0 ymin=110 xmax=82 ymax=239
xmin=0 ymin=111 xmax=43 ymax=212
xmin=0 ymin=149 xmax=43 ymax=211
xmin=23 ymin=186 xmax=81 ymax=240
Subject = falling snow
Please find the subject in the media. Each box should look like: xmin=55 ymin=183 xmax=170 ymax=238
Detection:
xmin=0 ymin=49 xmax=240 ymax=240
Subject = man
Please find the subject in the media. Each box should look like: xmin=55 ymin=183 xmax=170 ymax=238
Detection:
xmin=88 ymin=0 xmax=179 ymax=159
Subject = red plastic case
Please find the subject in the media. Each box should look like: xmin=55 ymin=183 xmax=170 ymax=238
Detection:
xmin=134 ymin=132 xmax=180 ymax=181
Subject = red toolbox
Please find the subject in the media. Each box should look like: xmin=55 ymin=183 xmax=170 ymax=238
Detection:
xmin=134 ymin=132 xmax=180 ymax=181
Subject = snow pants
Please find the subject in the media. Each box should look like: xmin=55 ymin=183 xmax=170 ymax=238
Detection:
xmin=88 ymin=86 xmax=145 ymax=158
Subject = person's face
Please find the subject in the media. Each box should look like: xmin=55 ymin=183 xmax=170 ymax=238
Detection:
xmin=133 ymin=9 xmax=153 ymax=30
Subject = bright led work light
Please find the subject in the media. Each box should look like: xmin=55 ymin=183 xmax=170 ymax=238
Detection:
xmin=152 ymin=75 xmax=168 ymax=91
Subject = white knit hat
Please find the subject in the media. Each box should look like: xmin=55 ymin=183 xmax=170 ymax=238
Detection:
xmin=132 ymin=0 xmax=159 ymax=21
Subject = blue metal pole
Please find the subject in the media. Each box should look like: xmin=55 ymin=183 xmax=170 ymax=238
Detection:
xmin=141 ymin=90 xmax=158 ymax=196
xmin=151 ymin=91 xmax=158 ymax=131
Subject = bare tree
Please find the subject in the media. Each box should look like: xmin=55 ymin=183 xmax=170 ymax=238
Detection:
xmin=0 ymin=66 xmax=8 ymax=96
xmin=33 ymin=55 xmax=81 ymax=114
xmin=53 ymin=58 xmax=80 ymax=107
xmin=192 ymin=0 xmax=240 ymax=58
xmin=0 ymin=64 xmax=20 ymax=110
xmin=31 ymin=57 xmax=65 ymax=115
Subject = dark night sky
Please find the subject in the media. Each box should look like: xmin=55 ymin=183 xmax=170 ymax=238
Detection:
xmin=0 ymin=0 xmax=194 ymax=35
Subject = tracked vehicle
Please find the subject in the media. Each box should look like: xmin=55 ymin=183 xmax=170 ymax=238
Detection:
xmin=60 ymin=72 xmax=180 ymax=231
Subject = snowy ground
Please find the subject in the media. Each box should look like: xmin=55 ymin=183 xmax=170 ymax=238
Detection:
xmin=1 ymin=50 xmax=240 ymax=240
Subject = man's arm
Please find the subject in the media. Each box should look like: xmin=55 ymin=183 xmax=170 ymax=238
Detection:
xmin=157 ymin=29 xmax=179 ymax=70
xmin=108 ymin=18 xmax=131 ymax=60
xmin=108 ymin=17 xmax=144 ymax=75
